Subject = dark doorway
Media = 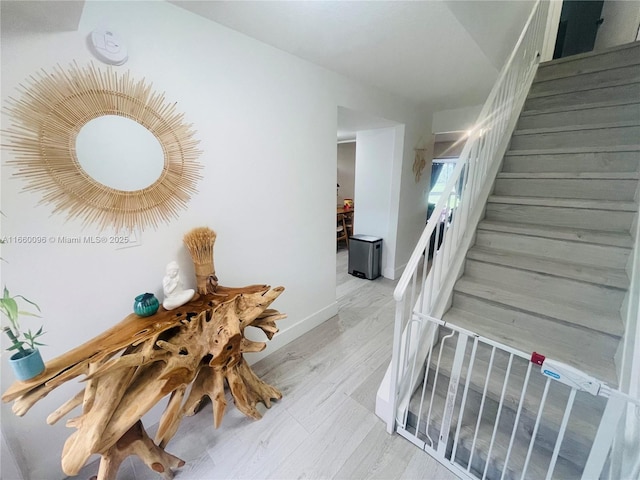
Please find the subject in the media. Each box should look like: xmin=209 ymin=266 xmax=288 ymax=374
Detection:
xmin=553 ymin=0 xmax=605 ymax=59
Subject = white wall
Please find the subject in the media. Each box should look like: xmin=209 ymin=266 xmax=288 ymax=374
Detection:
xmin=541 ymin=0 xmax=563 ymax=62
xmin=432 ymin=104 xmax=482 ymax=134
xmin=617 ymin=195 xmax=640 ymax=478
xmin=444 ymin=0 xmax=536 ymax=70
xmin=0 ymin=2 xmax=431 ymax=478
xmin=354 ymin=126 xmax=405 ymax=279
xmin=595 ymin=0 xmax=640 ymax=51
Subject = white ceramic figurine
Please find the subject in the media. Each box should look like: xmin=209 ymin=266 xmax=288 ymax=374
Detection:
xmin=162 ymin=261 xmax=195 ymax=310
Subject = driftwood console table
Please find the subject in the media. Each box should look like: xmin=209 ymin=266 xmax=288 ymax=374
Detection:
xmin=2 ymin=283 xmax=286 ymax=480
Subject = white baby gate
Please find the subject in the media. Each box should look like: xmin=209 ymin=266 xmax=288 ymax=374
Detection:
xmin=395 ymin=315 xmax=640 ymax=480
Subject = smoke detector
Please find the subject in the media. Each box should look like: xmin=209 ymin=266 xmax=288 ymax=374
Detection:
xmin=88 ymin=29 xmax=128 ymax=65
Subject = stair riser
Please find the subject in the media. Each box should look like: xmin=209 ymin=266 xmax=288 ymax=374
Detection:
xmin=485 ymin=203 xmax=634 ymax=232
xmin=510 ymin=125 xmax=640 ymax=151
xmin=474 ymin=230 xmax=630 ymax=270
xmin=464 ymin=260 xmax=624 ymax=311
xmin=450 ymin=294 xmax=620 ymax=358
xmin=493 ymin=178 xmax=637 ymax=201
xmin=530 ymin=64 xmax=640 ymax=98
xmin=502 ymin=151 xmax=640 ymax=173
xmin=535 ymin=45 xmax=640 ymax=82
xmin=523 ymin=83 xmax=640 ymax=112
xmin=518 ymin=103 xmax=640 ymax=130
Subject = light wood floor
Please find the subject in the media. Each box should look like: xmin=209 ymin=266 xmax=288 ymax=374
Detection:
xmin=75 ymin=248 xmax=456 ymax=480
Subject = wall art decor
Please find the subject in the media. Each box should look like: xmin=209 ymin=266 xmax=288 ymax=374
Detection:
xmin=2 ymin=62 xmax=202 ymax=231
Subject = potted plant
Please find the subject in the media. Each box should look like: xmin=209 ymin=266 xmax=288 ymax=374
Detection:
xmin=1 ymin=287 xmax=46 ymax=381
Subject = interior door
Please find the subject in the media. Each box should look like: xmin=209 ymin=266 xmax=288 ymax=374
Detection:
xmin=553 ymin=0 xmax=605 ymax=59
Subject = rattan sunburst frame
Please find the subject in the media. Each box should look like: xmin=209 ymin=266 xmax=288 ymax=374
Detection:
xmin=2 ymin=62 xmax=202 ymax=232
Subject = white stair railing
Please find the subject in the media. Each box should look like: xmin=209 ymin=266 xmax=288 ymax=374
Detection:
xmin=388 ymin=0 xmax=549 ymax=434
xmin=395 ymin=314 xmax=640 ymax=480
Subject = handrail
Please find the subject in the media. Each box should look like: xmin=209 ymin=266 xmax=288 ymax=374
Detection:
xmin=387 ymin=0 xmax=549 ymax=435
xmin=393 ymin=0 xmax=542 ymax=304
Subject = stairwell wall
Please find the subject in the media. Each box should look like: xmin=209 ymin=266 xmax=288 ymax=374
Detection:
xmin=595 ymin=1 xmax=640 ymax=51
xmin=616 ymin=194 xmax=640 ymax=478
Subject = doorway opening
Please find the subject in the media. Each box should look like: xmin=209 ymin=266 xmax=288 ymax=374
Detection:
xmin=553 ymin=0 xmax=604 ymax=59
xmin=336 ymin=107 xmax=401 ymax=294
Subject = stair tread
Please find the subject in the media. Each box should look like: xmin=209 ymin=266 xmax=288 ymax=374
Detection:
xmin=456 ymin=420 xmax=583 ymax=479
xmin=538 ymin=41 xmax=640 ymax=69
xmin=460 ymin=259 xmax=625 ymax=309
xmin=468 ymin=245 xmax=630 ymax=289
xmin=509 ymin=123 xmax=640 ymax=151
xmin=529 ymin=65 xmax=640 ymax=99
xmin=477 ymin=220 xmax=633 ymax=248
xmin=520 ymin=98 xmax=640 ymax=117
xmin=527 ymin=73 xmax=640 ymax=98
xmin=497 ymin=171 xmax=639 ymax=180
xmin=505 ymin=145 xmax=640 ymax=156
xmin=513 ymin=121 xmax=640 ymax=136
xmin=522 ymin=97 xmax=640 ymax=117
xmin=488 ymin=196 xmax=637 ymax=211
xmin=517 ymin=102 xmax=640 ymax=131
xmin=502 ymin=151 xmax=640 ymax=175
xmin=475 ymin=229 xmax=630 ymax=270
xmin=454 ymin=277 xmax=624 ymax=338
xmin=442 ymin=306 xmax=618 ymax=385
xmin=464 ymin=257 xmax=625 ymax=313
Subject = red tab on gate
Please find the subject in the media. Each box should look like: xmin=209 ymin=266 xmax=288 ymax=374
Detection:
xmin=530 ymin=352 xmax=546 ymax=366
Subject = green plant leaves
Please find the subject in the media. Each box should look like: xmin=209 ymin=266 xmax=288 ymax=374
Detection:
xmin=1 ymin=287 xmax=43 ymax=352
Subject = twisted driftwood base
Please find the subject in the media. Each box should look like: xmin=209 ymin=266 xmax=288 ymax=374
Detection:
xmin=2 ymin=284 xmax=286 ymax=479
xmin=89 ymin=421 xmax=185 ymax=480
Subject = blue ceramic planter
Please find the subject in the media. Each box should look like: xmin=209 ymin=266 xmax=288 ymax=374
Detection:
xmin=9 ymin=348 xmax=45 ymax=381
xmin=134 ymin=293 xmax=160 ymax=317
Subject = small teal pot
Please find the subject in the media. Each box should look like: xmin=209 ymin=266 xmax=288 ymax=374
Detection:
xmin=134 ymin=293 xmax=160 ymax=317
xmin=9 ymin=348 xmax=45 ymax=381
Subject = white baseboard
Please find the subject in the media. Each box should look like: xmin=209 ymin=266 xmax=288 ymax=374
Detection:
xmin=245 ymin=301 xmax=339 ymax=365
xmin=375 ymin=362 xmax=392 ymax=425
xmin=382 ymin=262 xmax=407 ymax=281
xmin=394 ymin=262 xmax=407 ymax=279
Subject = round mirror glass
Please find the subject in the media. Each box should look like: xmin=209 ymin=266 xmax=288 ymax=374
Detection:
xmin=76 ymin=115 xmax=165 ymax=191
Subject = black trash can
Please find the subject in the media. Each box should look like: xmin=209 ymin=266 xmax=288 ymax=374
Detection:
xmin=348 ymin=235 xmax=382 ymax=280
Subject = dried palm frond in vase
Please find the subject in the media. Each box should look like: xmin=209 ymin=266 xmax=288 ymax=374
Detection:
xmin=183 ymin=227 xmax=218 ymax=294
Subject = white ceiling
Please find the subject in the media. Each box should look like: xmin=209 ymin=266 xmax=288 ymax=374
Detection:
xmin=170 ymin=1 xmax=534 ymax=110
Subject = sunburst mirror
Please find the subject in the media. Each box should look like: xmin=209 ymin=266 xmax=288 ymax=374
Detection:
xmin=2 ymin=62 xmax=202 ymax=232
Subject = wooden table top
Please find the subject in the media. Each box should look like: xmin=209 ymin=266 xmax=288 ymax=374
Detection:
xmin=337 ymin=207 xmax=354 ymax=215
xmin=2 ymin=284 xmax=273 ymax=402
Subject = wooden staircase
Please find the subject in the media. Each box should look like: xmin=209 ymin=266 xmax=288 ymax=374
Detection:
xmin=405 ymin=42 xmax=640 ymax=478
xmin=446 ymin=41 xmax=640 ymax=387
